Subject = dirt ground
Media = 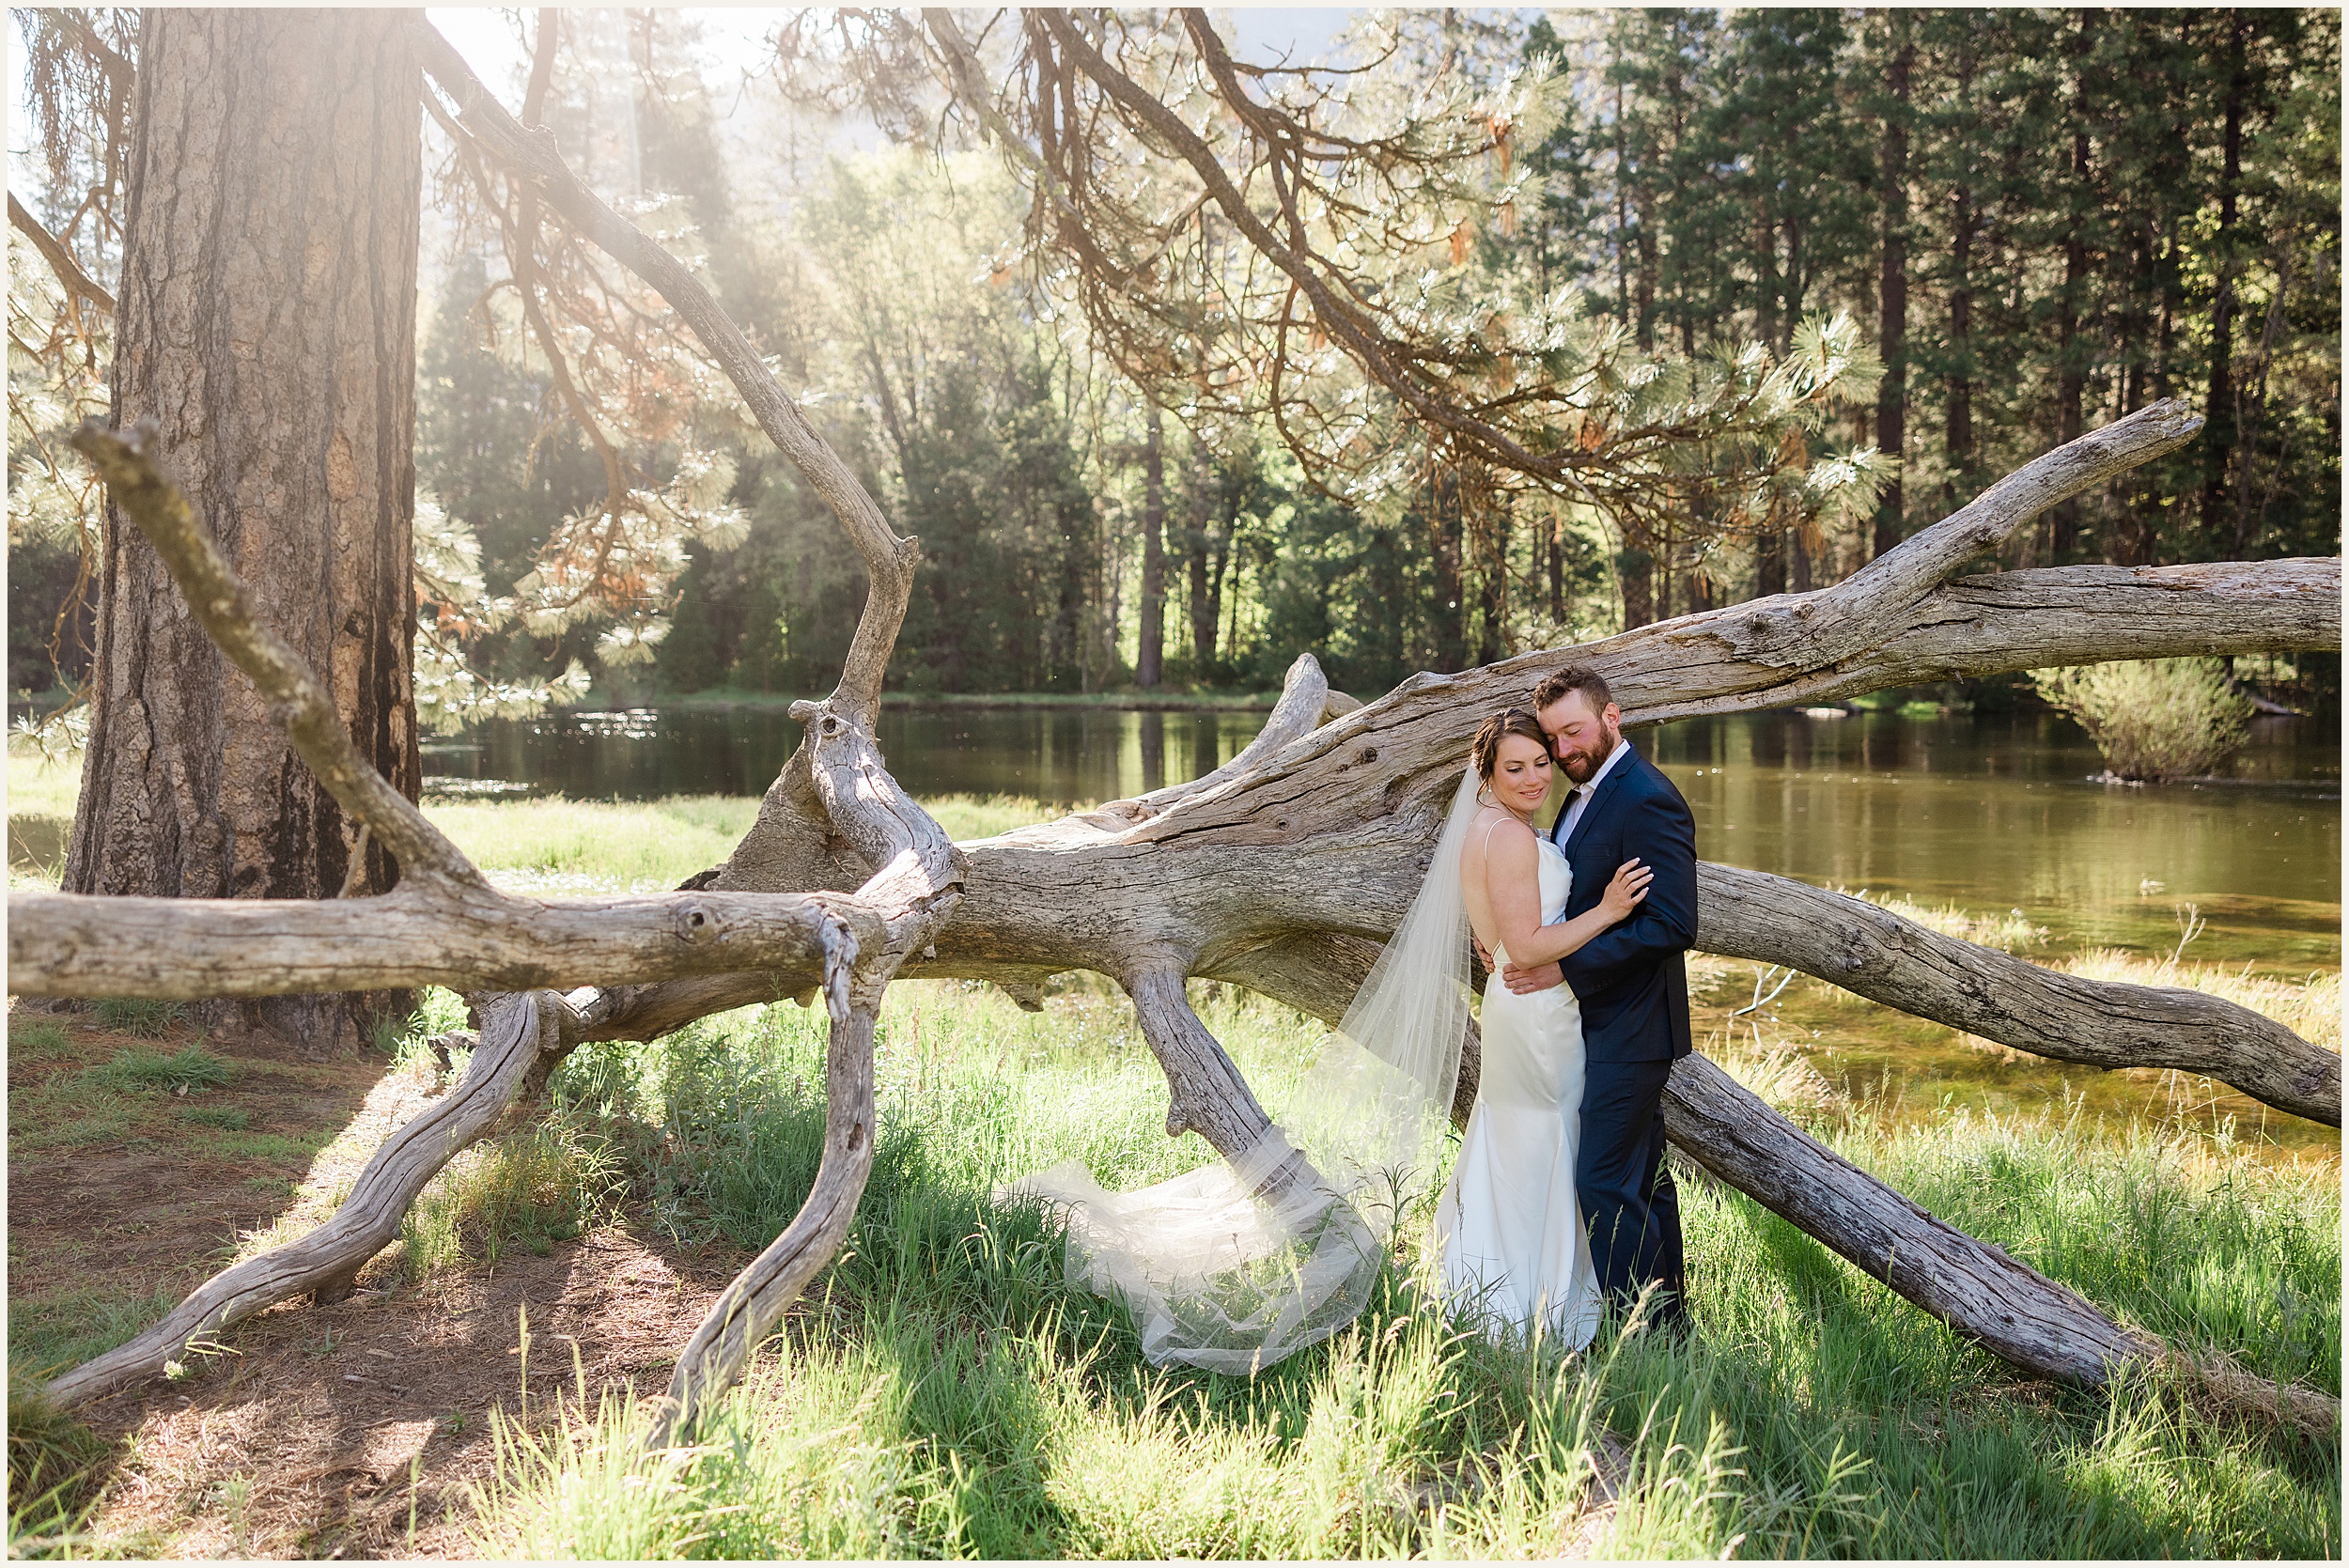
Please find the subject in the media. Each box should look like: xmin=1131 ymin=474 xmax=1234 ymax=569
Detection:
xmin=8 ymin=1007 xmax=738 ymax=1559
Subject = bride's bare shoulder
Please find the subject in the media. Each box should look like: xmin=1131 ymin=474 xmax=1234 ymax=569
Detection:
xmin=1467 ymin=807 xmax=1537 ymax=859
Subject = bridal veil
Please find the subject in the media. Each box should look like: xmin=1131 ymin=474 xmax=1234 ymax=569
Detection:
xmin=1006 ymin=770 xmax=1483 ymax=1374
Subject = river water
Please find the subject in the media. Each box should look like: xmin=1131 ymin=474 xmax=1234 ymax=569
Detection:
xmin=424 ymin=705 xmax=2339 ymax=958
xmin=426 ymin=702 xmax=2340 ymax=1160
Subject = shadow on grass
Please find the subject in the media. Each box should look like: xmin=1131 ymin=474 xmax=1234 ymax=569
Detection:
xmin=521 ymin=998 xmax=2340 ymax=1559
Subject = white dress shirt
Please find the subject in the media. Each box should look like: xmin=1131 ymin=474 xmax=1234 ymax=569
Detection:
xmin=1553 ymin=734 xmax=1633 ymax=847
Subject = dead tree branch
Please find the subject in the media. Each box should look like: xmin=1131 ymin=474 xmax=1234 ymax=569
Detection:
xmin=26 ymin=429 xmax=960 ymax=1430
xmin=1697 ymin=865 xmax=2340 ymax=1126
xmin=19 ymin=26 xmax=2333 ymax=1434
xmin=46 ymin=989 xmax=567 ymax=1406
xmin=9 ymin=190 xmax=115 ymax=313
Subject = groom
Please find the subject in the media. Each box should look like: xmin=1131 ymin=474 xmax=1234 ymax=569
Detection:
xmin=1501 ymin=665 xmax=1696 ymax=1334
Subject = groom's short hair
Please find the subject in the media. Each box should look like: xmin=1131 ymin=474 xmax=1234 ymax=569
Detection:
xmin=1532 ymin=665 xmax=1612 ymax=713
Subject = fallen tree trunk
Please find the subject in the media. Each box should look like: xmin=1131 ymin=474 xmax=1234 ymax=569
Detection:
xmin=1696 ymin=864 xmax=2340 ymax=1126
xmin=1659 ymin=1053 xmax=2162 ymax=1385
xmin=30 ymin=428 xmax=963 ymax=1443
xmin=398 ymin=22 xmax=2336 ymax=1427
xmin=8 ymin=884 xmax=856 ymax=1001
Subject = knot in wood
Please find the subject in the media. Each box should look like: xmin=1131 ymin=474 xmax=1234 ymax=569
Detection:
xmin=672 ymin=900 xmax=715 ymax=941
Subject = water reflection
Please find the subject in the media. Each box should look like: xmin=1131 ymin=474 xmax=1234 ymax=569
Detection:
xmin=421 ymin=703 xmax=1271 ymax=806
xmin=1644 ymin=710 xmax=2340 ymax=970
xmin=425 ymin=704 xmax=2337 ymax=969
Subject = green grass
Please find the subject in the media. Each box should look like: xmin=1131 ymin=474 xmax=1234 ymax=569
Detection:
xmin=87 ymin=999 xmax=187 ymax=1040
xmin=8 ymin=1379 xmax=113 ymax=1557
xmin=462 ymin=982 xmax=2341 ymax=1560
xmin=8 ymin=1288 xmax=179 ymax=1556
xmin=85 ymin=1044 xmax=229 ymax=1094
xmin=7 ymin=1284 xmax=182 ymax=1382
xmin=8 ymin=1019 xmax=75 ymax=1062
xmin=399 ymin=1116 xmax=628 ymax=1277
xmin=8 ymin=783 xmax=2336 ymax=1556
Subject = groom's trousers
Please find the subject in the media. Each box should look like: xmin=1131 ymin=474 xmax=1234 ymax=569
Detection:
xmin=1577 ymin=1055 xmax=1688 ymax=1331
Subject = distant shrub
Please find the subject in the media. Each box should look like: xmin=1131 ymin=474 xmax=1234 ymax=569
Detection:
xmin=89 ymin=1045 xmax=230 ymax=1094
xmin=2030 ymin=658 xmax=2253 ymax=782
xmin=90 ymin=998 xmax=186 ymax=1038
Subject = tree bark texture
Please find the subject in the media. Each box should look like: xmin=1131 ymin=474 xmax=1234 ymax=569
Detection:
xmin=66 ymin=8 xmax=422 ymax=1052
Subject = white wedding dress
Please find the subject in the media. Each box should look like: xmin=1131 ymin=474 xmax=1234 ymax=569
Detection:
xmin=1436 ymin=831 xmax=1603 ymax=1352
xmin=1003 ymin=771 xmax=1591 ymax=1376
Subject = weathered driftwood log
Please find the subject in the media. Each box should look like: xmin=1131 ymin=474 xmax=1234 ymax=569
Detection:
xmin=8 ymin=883 xmax=860 ymax=1001
xmin=13 ymin=426 xmax=873 ymax=1005
xmin=1658 ymin=1053 xmax=2160 ymax=1384
xmin=1221 ymin=943 xmax=2337 ymax=1433
xmin=28 ymin=428 xmax=962 ymax=1433
xmin=45 ymin=989 xmax=564 ymax=1406
xmin=418 ymin=33 xmax=983 ymax=1440
xmin=651 ymin=699 xmax=966 ymax=1445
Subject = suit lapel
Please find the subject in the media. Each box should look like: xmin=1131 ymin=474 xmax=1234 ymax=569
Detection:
xmin=1559 ymin=740 xmax=1641 ymax=850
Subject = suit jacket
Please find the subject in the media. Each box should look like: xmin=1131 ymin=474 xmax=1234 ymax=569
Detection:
xmin=1550 ymin=741 xmax=1697 ymax=1063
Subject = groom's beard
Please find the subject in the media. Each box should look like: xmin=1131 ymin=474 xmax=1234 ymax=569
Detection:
xmin=1556 ymin=723 xmax=1619 ymax=784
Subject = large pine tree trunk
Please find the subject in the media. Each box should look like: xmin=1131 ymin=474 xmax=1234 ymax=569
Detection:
xmin=64 ymin=8 xmax=422 ymax=1054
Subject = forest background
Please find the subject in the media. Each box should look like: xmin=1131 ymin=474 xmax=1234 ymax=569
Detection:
xmin=9 ymin=7 xmax=2341 ymax=721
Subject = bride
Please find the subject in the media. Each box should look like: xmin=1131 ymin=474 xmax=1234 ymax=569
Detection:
xmin=1008 ymin=707 xmax=1653 ymax=1372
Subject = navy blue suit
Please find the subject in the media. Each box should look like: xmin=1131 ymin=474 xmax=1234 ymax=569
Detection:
xmin=1550 ymin=740 xmax=1694 ymax=1328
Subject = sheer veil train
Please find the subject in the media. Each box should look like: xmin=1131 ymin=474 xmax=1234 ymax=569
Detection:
xmin=1004 ymin=770 xmax=1484 ymax=1374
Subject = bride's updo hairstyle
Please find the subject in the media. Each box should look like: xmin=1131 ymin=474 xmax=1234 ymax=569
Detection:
xmin=1471 ymin=707 xmax=1549 ymax=784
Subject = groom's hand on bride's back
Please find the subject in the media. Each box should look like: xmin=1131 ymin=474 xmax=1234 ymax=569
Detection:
xmin=1470 ymin=930 xmax=1565 ymax=994
xmin=1501 ymin=958 xmax=1566 ymax=995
